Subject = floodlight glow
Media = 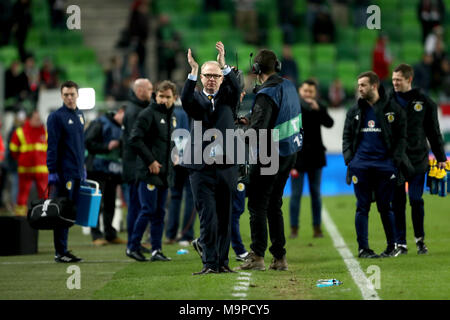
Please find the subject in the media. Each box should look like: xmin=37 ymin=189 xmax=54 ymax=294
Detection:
xmin=77 ymin=88 xmax=96 ymax=110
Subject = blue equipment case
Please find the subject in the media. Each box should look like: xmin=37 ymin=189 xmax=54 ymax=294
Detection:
xmin=75 ymin=179 xmax=102 ymax=227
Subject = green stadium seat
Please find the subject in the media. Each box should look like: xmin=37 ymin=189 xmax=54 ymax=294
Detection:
xmin=268 ymin=28 xmax=283 ymax=49
xmin=0 ymin=46 xmax=20 ymax=67
xmin=294 ymin=0 xmax=307 ymax=14
xmin=357 ymin=29 xmax=379 ymax=48
xmin=337 ymin=62 xmax=359 ymax=93
xmin=192 ymin=46 xmax=216 ymax=64
xmin=402 ymin=42 xmax=424 ymax=64
xmin=312 ymin=63 xmax=335 ymax=88
xmin=208 ymin=11 xmax=232 ymax=29
xmin=377 ymin=0 xmax=399 ymax=10
xmin=312 ymin=44 xmax=336 ymax=64
xmin=337 ymin=27 xmax=356 ymax=46
xmin=337 ymin=42 xmax=357 ymax=60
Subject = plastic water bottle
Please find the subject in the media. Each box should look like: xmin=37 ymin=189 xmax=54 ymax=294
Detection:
xmin=316 ymin=279 xmax=343 ymax=288
xmin=428 ymin=166 xmax=439 ymax=195
xmin=446 ymin=161 xmax=450 ymax=193
xmin=177 ymin=249 xmax=189 ymax=255
xmin=426 ymin=158 xmax=436 ymax=191
xmin=437 ymin=169 xmax=447 ymax=197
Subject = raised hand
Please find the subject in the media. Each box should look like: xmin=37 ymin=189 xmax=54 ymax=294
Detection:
xmin=216 ymin=41 xmax=225 ymax=68
xmin=187 ymin=48 xmax=199 ymax=76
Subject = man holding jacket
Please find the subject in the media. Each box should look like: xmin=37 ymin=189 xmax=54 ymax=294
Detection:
xmin=126 ymin=80 xmax=177 ymax=262
xmin=343 ymin=71 xmax=406 ymax=259
xmin=391 ymin=64 xmax=447 ymax=255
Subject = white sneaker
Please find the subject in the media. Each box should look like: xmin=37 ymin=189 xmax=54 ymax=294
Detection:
xmin=236 ymin=252 xmax=249 ymax=262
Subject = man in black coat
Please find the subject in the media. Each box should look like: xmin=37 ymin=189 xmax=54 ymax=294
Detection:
xmin=289 ymin=79 xmax=334 ymax=239
xmin=122 ymin=78 xmax=153 ymax=247
xmin=126 ymin=80 xmax=177 ymax=262
xmin=181 ymin=42 xmax=240 ymax=275
xmin=343 ymin=71 xmax=407 ymax=259
xmin=391 ymin=64 xmax=447 ymax=255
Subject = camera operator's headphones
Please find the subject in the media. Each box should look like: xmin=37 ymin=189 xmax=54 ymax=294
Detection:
xmin=250 ymin=53 xmax=282 ymax=75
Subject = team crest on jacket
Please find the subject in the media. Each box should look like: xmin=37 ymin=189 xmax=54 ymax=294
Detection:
xmin=79 ymin=115 xmax=84 ymax=125
xmin=237 ymin=183 xmax=245 ymax=192
xmin=172 ymin=117 xmax=177 ymax=128
xmin=368 ymin=120 xmax=375 ymax=128
xmin=385 ymin=112 xmax=395 ymax=123
xmin=413 ymin=102 xmax=423 ymax=112
xmin=66 ymin=181 xmax=72 ymax=190
xmin=147 ymin=184 xmax=156 ymax=191
xmin=352 ymin=175 xmax=358 ymax=184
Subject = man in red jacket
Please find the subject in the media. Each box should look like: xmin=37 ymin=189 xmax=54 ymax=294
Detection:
xmin=9 ymin=110 xmax=48 ymax=216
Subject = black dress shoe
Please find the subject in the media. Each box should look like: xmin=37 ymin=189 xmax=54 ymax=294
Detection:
xmin=192 ymin=267 xmax=218 ymax=275
xmin=219 ymin=265 xmax=237 ymax=273
xmin=126 ymin=249 xmax=148 ymax=262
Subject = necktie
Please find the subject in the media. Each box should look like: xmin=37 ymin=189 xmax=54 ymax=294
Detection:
xmin=207 ymin=95 xmax=214 ymax=111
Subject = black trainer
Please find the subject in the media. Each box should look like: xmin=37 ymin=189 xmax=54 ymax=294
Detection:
xmin=126 ymin=249 xmax=148 ymax=262
xmin=394 ymin=245 xmax=408 ymax=256
xmin=151 ymin=250 xmax=172 ymax=262
xmin=358 ymin=248 xmax=380 ymax=258
xmin=55 ymin=251 xmax=82 ymax=263
xmin=380 ymin=245 xmax=396 ymax=258
xmin=192 ymin=238 xmax=203 ymax=258
xmin=416 ymin=240 xmax=428 ymax=255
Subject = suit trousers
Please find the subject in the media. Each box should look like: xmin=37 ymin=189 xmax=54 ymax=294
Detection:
xmin=189 ymin=165 xmax=238 ymax=270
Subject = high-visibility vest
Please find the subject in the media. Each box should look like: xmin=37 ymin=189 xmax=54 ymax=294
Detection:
xmin=9 ymin=120 xmax=49 ymax=174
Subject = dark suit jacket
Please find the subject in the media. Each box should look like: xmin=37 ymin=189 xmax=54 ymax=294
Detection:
xmin=180 ymin=70 xmax=240 ymax=170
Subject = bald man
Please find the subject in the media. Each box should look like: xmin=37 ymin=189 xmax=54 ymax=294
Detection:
xmin=122 ymin=78 xmax=153 ymax=249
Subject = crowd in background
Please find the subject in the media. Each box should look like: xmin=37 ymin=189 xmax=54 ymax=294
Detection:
xmin=1 ymin=0 xmax=449 ymax=222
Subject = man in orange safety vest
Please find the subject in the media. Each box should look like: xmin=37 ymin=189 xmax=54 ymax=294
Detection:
xmin=9 ymin=110 xmax=48 ymax=216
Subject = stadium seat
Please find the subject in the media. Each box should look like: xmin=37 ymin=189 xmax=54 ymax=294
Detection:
xmin=208 ymin=11 xmax=231 ymax=29
xmin=337 ymin=60 xmax=359 ymax=92
xmin=0 ymin=47 xmax=20 ymax=67
xmin=312 ymin=44 xmax=336 ymax=65
xmin=402 ymin=42 xmax=424 ymax=65
xmin=357 ymin=29 xmax=379 ymax=48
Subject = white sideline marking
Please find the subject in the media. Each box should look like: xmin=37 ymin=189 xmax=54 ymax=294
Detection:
xmin=231 ymin=272 xmax=252 ymax=299
xmin=322 ymin=207 xmax=381 ymax=300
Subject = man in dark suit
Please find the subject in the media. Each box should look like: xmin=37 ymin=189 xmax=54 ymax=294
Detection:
xmin=181 ymin=41 xmax=240 ymax=275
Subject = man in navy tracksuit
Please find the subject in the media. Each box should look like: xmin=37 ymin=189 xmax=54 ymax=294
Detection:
xmin=47 ymin=81 xmax=85 ymax=263
xmin=391 ymin=64 xmax=447 ymax=255
xmin=343 ymin=71 xmax=407 ymax=258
